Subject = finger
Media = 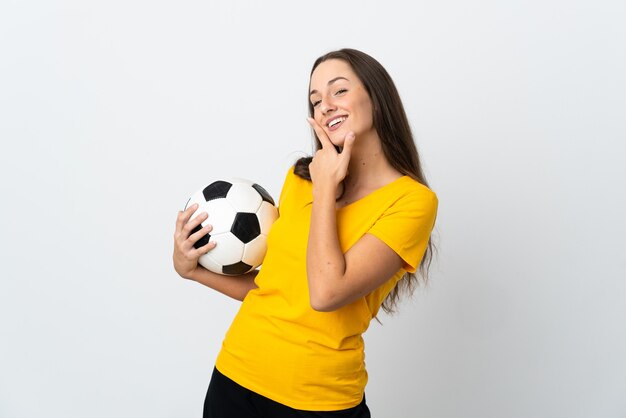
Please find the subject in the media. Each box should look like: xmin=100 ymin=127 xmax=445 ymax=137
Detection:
xmin=188 ymin=223 xmax=213 ymax=246
xmin=176 ymin=203 xmax=198 ymax=233
xmin=336 ymin=132 xmax=355 ymax=175
xmin=307 ymin=117 xmax=334 ymax=150
xmin=181 ymin=210 xmax=208 ymax=238
xmin=192 ymin=240 xmax=217 ymax=257
xmin=340 ymin=131 xmax=356 ymax=157
xmin=177 ymin=221 xmax=212 ymax=256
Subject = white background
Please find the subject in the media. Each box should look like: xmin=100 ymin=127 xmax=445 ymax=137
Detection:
xmin=1 ymin=1 xmax=625 ymax=417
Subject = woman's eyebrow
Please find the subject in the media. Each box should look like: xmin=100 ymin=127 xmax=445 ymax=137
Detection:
xmin=309 ymin=76 xmax=350 ymax=97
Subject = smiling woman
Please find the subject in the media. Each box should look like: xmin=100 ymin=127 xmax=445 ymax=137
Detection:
xmin=297 ymin=49 xmax=436 ymax=310
xmin=173 ymin=48 xmax=438 ymax=418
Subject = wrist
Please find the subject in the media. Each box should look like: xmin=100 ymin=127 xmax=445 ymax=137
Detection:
xmin=312 ymin=182 xmax=338 ymax=202
xmin=180 ymin=266 xmax=200 ymax=281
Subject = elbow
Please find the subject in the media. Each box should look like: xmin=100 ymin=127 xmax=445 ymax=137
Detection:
xmin=306 ymin=267 xmax=347 ymax=312
xmin=310 ymin=298 xmax=336 ymax=312
xmin=309 ymin=288 xmax=340 ymax=312
xmin=310 ymin=300 xmax=332 ymax=312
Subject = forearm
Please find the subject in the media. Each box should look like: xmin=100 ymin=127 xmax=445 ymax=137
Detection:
xmin=186 ymin=267 xmax=259 ymax=302
xmin=306 ymin=185 xmax=346 ymax=309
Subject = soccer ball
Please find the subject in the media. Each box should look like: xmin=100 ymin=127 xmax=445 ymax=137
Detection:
xmin=185 ymin=178 xmax=278 ymax=275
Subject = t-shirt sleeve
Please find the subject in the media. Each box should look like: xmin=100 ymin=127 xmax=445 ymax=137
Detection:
xmin=277 ymin=166 xmax=310 ymax=216
xmin=277 ymin=167 xmax=296 ymax=212
xmin=367 ymin=189 xmax=438 ymax=273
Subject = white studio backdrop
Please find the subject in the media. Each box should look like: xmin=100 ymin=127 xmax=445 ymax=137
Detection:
xmin=1 ymin=1 xmax=625 ymax=417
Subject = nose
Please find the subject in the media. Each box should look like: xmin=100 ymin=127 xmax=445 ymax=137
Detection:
xmin=320 ymin=97 xmax=336 ymax=115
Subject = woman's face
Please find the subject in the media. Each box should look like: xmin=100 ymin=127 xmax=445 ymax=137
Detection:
xmin=309 ymin=59 xmax=375 ymax=147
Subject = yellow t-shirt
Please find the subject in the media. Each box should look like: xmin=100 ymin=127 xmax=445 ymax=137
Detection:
xmin=215 ymin=167 xmax=438 ymax=411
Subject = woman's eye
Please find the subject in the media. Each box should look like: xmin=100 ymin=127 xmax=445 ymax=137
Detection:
xmin=335 ymin=89 xmax=347 ymax=95
xmin=312 ymin=100 xmax=321 ymax=107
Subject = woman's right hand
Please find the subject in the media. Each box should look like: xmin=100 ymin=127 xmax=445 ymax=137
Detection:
xmin=173 ymin=203 xmax=216 ymax=279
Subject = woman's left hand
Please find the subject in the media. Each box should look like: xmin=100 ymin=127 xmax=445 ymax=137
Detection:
xmin=307 ymin=117 xmax=356 ymax=193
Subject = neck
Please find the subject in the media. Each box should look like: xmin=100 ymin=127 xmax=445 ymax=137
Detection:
xmin=344 ymin=130 xmax=400 ymax=190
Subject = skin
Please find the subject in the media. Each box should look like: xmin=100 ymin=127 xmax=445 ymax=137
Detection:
xmin=173 ymin=59 xmax=405 ymax=311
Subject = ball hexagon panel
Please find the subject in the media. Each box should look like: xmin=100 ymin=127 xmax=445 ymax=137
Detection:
xmin=208 ymin=233 xmax=245 ymax=266
xmin=226 ymin=183 xmax=262 ymax=213
xmin=198 ymin=252 xmax=223 ymax=274
xmin=257 ymin=201 xmax=279 ymax=235
xmin=242 ymin=234 xmax=268 ymax=268
xmin=203 ymin=198 xmax=237 ymax=235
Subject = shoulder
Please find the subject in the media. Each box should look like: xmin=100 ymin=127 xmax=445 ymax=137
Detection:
xmin=278 ymin=165 xmax=312 ymax=211
xmin=281 ymin=165 xmax=312 ymax=193
xmin=385 ymin=176 xmax=438 ymax=214
xmin=368 ymin=177 xmax=438 ymax=236
xmin=367 ymin=177 xmax=437 ymax=272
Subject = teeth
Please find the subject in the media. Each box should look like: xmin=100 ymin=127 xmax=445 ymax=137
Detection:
xmin=328 ymin=117 xmax=346 ymax=128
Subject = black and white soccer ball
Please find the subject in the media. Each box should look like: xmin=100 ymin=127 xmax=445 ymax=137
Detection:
xmin=185 ymin=178 xmax=278 ymax=276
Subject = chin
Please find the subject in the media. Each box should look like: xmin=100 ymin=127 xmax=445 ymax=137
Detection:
xmin=330 ymin=138 xmax=344 ymax=148
xmin=328 ymin=132 xmax=346 ymax=147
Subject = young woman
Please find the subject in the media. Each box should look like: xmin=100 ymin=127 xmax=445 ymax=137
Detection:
xmin=173 ymin=48 xmax=438 ymax=418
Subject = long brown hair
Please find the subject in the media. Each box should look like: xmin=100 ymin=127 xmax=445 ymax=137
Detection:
xmin=294 ymin=48 xmax=435 ymax=314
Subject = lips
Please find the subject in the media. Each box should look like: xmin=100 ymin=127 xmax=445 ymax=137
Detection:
xmin=326 ymin=115 xmax=348 ymax=132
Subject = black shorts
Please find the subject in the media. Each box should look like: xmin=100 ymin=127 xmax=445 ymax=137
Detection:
xmin=204 ymin=367 xmax=371 ymax=418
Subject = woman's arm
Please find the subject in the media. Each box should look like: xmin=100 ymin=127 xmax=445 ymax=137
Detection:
xmin=173 ymin=203 xmax=258 ymax=301
xmin=307 ymin=184 xmax=403 ymax=312
xmin=185 ymin=267 xmax=258 ymax=302
xmin=306 ymin=119 xmax=404 ymax=312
